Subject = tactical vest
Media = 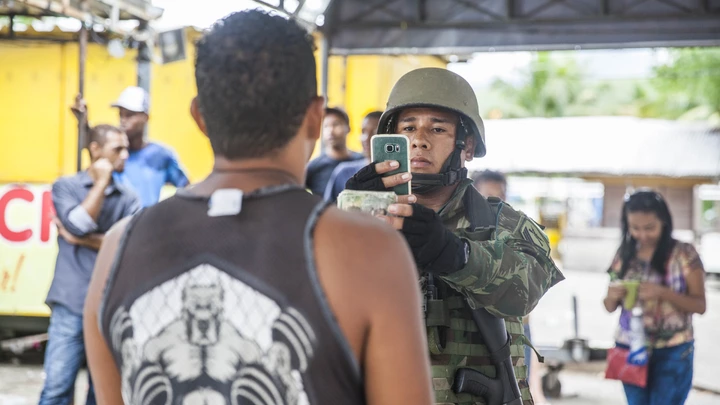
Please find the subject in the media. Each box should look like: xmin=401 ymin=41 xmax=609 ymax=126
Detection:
xmin=427 ymin=188 xmax=535 ymax=405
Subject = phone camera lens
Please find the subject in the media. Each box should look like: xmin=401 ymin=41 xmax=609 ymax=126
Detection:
xmin=385 ymin=144 xmax=394 ymax=153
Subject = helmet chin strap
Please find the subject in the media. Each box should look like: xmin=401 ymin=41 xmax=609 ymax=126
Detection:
xmin=411 ymin=144 xmax=467 ymax=194
xmin=411 ymin=118 xmax=469 ymax=195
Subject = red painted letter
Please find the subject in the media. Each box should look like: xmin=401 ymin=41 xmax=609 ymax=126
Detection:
xmin=41 ymin=190 xmax=55 ymax=243
xmin=0 ymin=187 xmax=34 ymax=242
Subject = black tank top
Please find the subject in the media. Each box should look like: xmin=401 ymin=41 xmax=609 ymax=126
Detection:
xmin=99 ymin=184 xmax=365 ymax=405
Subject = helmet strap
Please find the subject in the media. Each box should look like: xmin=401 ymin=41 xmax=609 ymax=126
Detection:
xmin=412 ymin=118 xmax=469 ymax=195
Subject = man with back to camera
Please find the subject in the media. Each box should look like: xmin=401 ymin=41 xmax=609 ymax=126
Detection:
xmin=345 ymin=67 xmax=565 ymax=405
xmin=324 ymin=110 xmax=383 ymax=202
xmin=82 ymin=10 xmax=433 ymax=405
xmin=305 ymin=107 xmax=364 ymax=196
xmin=72 ymin=86 xmax=190 ymax=207
xmin=40 ymin=125 xmax=140 ymax=405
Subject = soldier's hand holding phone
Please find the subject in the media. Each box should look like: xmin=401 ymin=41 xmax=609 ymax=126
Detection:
xmin=345 ymin=161 xmax=417 ymax=204
xmin=378 ymin=203 xmax=468 ymax=274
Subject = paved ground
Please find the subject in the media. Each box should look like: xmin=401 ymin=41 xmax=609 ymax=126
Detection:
xmin=1 ymin=365 xmax=717 ymax=405
xmin=529 ymin=268 xmax=720 ymax=394
xmin=1 ymin=268 xmax=718 ymax=404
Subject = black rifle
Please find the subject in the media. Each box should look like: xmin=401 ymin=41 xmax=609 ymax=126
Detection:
xmin=452 ymin=307 xmax=523 ymax=405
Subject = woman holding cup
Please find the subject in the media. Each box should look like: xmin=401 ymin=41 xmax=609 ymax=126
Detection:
xmin=603 ymin=190 xmax=707 ymax=405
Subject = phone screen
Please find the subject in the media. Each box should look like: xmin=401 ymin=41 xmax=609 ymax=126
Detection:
xmin=371 ymin=134 xmax=411 ymax=195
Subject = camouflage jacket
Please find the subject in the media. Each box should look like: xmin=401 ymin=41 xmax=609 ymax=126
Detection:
xmin=425 ymin=179 xmax=564 ymax=405
xmin=438 ymin=179 xmax=563 ymax=317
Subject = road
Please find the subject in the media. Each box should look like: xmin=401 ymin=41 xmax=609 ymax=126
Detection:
xmin=1 ymin=268 xmax=718 ymax=404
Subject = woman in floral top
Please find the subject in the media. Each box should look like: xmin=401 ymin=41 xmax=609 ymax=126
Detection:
xmin=603 ymin=190 xmax=706 ymax=405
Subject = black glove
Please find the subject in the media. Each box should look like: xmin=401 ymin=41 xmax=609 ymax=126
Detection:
xmin=401 ymin=203 xmax=468 ymax=275
xmin=345 ymin=162 xmax=388 ymax=191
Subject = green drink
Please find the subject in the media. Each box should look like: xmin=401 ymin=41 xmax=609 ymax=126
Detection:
xmin=623 ymin=280 xmax=640 ymax=309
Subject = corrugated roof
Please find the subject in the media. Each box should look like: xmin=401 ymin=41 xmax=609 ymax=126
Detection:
xmin=0 ymin=0 xmax=161 ymax=21
xmin=467 ymin=117 xmax=720 ymax=179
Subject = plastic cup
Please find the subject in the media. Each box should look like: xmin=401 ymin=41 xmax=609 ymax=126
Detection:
xmin=623 ymin=280 xmax=640 ymax=309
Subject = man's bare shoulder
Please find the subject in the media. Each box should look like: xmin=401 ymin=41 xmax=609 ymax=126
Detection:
xmin=315 ymin=206 xmax=411 ymax=265
xmin=313 ymin=205 xmax=419 ymax=313
xmin=311 ymin=205 xmax=421 ymax=368
xmin=105 ymin=216 xmax=133 ymax=246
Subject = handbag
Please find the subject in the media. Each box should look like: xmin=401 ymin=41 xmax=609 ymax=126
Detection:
xmin=605 ymin=345 xmax=649 ymax=387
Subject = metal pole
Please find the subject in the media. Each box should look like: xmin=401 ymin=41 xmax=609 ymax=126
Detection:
xmin=319 ymin=34 xmax=330 ymax=152
xmin=320 ymin=33 xmax=329 ymax=106
xmin=76 ymin=14 xmax=88 ymax=173
xmin=136 ymin=21 xmax=152 ymax=141
xmin=137 ymin=21 xmax=152 ymax=93
xmin=572 ymin=295 xmax=579 ymax=338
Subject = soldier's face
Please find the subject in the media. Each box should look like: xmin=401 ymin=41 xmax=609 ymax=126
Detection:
xmin=396 ymin=108 xmax=458 ymax=175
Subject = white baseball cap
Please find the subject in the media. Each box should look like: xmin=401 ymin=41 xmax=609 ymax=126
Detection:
xmin=111 ymin=86 xmax=150 ymax=114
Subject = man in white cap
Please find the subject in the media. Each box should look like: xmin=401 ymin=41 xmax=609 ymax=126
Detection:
xmin=72 ymin=87 xmax=189 ymax=207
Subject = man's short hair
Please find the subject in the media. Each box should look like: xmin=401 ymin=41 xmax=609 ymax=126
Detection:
xmin=472 ymin=170 xmax=507 ymax=187
xmin=87 ymin=124 xmax=122 ymax=148
xmin=325 ymin=107 xmax=350 ymax=126
xmin=194 ymin=10 xmax=317 ymax=159
xmin=364 ymin=111 xmax=383 ymax=121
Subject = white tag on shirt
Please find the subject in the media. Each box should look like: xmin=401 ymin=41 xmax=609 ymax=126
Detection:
xmin=207 ymin=189 xmax=243 ymax=217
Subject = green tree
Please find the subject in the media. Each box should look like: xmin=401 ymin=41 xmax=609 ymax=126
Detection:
xmin=486 ymin=52 xmax=609 ymax=118
xmin=650 ymin=48 xmax=720 ymax=124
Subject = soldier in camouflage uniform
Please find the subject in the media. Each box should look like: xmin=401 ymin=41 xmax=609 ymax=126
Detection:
xmin=345 ymin=67 xmax=565 ymax=405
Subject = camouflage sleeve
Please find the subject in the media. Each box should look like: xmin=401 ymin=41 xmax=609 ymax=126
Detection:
xmin=439 ymin=204 xmax=564 ymax=318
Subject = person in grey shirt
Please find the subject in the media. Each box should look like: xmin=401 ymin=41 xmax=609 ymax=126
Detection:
xmin=40 ymin=125 xmax=140 ymax=405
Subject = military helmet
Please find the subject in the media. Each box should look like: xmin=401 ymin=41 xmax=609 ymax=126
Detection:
xmin=378 ymin=67 xmax=486 ymax=157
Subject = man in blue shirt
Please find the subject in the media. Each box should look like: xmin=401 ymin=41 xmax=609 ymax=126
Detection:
xmin=305 ymin=107 xmax=364 ymax=196
xmin=323 ymin=111 xmax=382 ymax=202
xmin=72 ymin=87 xmax=189 ymax=207
xmin=41 ymin=125 xmax=140 ymax=405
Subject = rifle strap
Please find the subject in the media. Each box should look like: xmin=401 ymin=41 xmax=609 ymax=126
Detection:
xmin=518 ymin=333 xmax=545 ymax=363
xmin=488 ymin=331 xmax=513 ymax=365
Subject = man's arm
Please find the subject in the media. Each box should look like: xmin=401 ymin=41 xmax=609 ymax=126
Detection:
xmin=165 ymin=150 xmax=190 ymax=188
xmin=70 ymin=94 xmax=91 ymax=134
xmin=384 ymin=202 xmax=563 ymax=319
xmin=314 ymin=209 xmax=432 ymax=405
xmin=442 ymin=237 xmax=561 ymax=317
xmin=52 ymin=178 xmax=104 ymax=238
xmin=442 ymin=207 xmax=564 ymax=318
xmin=55 ymin=189 xmax=140 ymax=251
xmin=83 ymin=217 xmax=131 ymax=405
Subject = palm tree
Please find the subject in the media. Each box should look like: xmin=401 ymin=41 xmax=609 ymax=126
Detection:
xmin=487 ymin=52 xmax=607 ymax=118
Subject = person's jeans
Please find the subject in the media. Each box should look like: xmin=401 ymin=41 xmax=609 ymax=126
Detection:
xmin=39 ymin=304 xmax=96 ymax=405
xmin=622 ymin=341 xmax=694 ymax=405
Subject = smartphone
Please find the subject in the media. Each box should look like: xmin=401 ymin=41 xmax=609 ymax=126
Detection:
xmin=371 ymin=134 xmax=411 ymax=195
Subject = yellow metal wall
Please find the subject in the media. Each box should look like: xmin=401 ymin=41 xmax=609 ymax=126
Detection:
xmin=0 ymin=31 xmax=445 ymax=183
xmin=0 ymin=31 xmax=446 ymax=319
